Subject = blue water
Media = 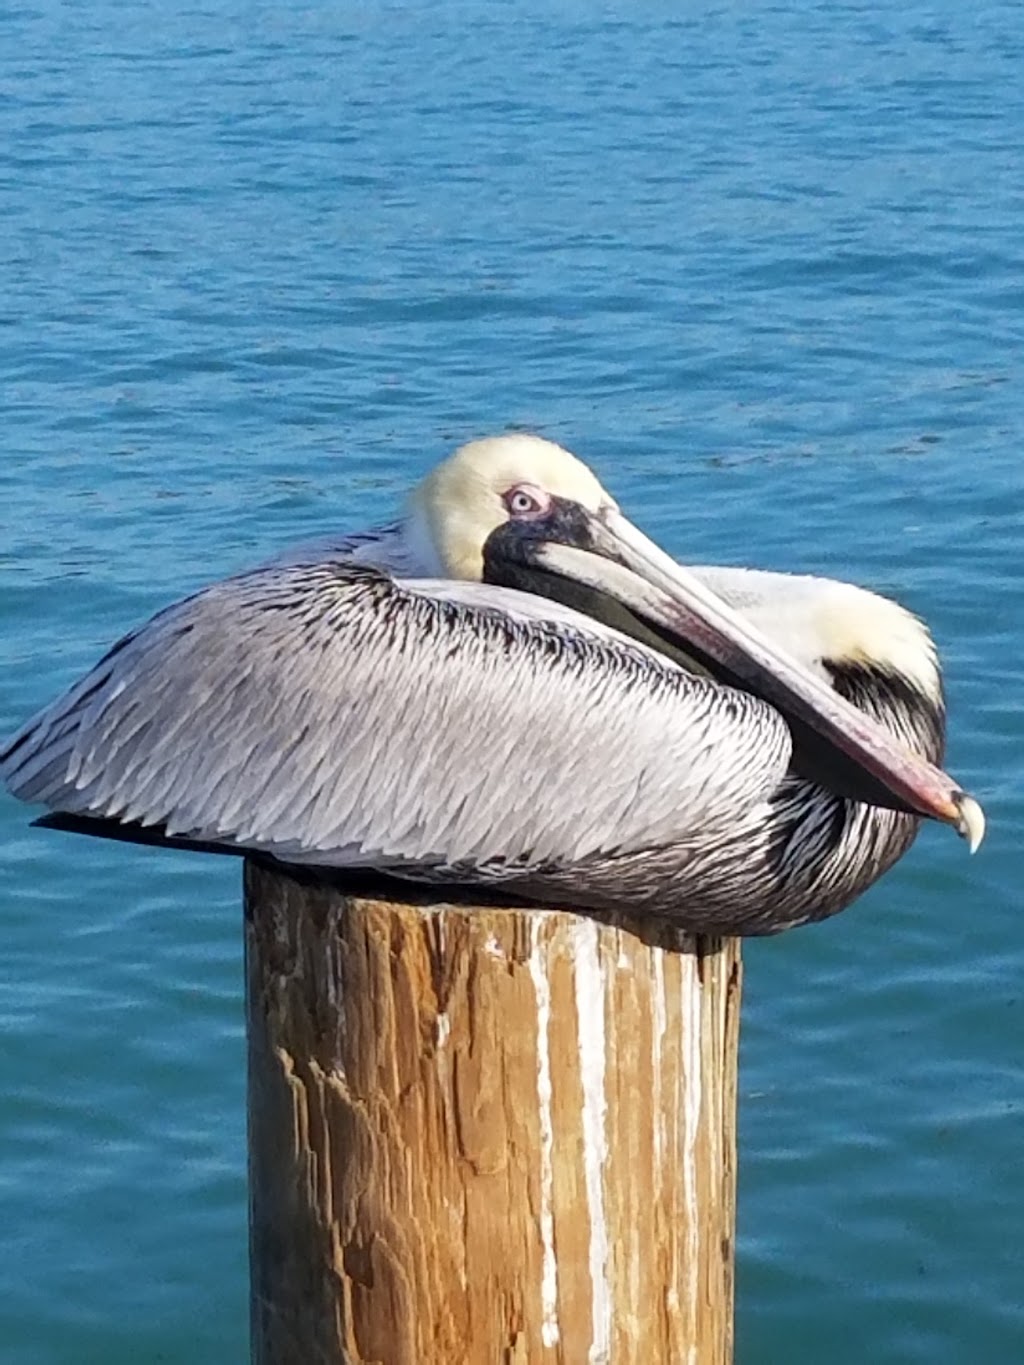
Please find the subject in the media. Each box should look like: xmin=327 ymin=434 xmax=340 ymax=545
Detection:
xmin=2 ymin=1 xmax=1022 ymax=1360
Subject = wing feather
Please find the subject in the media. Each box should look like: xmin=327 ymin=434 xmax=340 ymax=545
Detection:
xmin=2 ymin=562 xmax=793 ymax=874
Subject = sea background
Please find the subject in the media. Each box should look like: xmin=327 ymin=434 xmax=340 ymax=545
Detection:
xmin=1 ymin=1 xmax=1021 ymax=1360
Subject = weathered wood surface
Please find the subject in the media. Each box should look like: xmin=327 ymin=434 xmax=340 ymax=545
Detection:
xmin=245 ymin=859 xmax=741 ymax=1365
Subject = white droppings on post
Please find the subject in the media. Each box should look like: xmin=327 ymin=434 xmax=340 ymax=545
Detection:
xmin=528 ymin=915 xmax=560 ymax=1349
xmin=573 ymin=918 xmax=611 ymax=1365
xmin=483 ymin=933 xmax=506 ymax=960
xmin=435 ymin=1012 xmax=450 ymax=1050
xmin=436 ymin=907 xmax=447 ymax=958
xmin=652 ymin=947 xmax=667 ymax=1171
xmin=681 ymin=949 xmax=703 ymax=1363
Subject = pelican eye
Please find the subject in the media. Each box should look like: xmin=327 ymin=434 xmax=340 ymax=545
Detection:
xmin=503 ymin=485 xmax=550 ymax=519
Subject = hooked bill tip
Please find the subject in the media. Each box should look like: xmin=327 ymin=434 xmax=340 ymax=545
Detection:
xmin=954 ymin=791 xmax=986 ymax=854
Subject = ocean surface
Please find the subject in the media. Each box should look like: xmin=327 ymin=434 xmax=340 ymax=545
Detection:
xmin=2 ymin=1 xmax=1022 ymax=1360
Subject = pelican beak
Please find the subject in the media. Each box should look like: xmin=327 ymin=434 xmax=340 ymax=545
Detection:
xmin=486 ymin=504 xmax=984 ymax=851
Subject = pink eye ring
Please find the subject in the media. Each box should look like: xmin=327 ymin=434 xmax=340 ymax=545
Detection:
xmin=503 ymin=485 xmax=551 ymax=518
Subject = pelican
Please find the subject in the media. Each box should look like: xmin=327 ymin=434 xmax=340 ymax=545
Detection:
xmin=0 ymin=435 xmax=983 ymax=935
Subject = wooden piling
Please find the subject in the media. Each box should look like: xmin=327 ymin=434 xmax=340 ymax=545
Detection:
xmin=245 ymin=859 xmax=741 ymax=1365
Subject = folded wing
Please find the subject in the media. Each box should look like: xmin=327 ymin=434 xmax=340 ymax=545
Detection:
xmin=1 ymin=563 xmax=792 ymax=875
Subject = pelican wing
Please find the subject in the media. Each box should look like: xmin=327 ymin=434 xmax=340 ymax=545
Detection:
xmin=1 ymin=563 xmax=792 ymax=874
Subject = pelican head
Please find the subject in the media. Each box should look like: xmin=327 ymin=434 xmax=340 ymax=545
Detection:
xmin=400 ymin=431 xmax=981 ymax=850
xmin=409 ymin=434 xmax=617 ymax=580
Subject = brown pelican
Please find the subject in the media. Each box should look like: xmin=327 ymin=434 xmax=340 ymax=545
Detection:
xmin=0 ymin=435 xmax=983 ymax=935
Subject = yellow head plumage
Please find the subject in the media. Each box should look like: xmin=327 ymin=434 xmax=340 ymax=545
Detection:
xmin=410 ymin=434 xmax=615 ymax=580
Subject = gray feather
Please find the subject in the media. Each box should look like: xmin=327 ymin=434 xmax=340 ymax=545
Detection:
xmin=1 ymin=562 xmax=791 ymax=877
